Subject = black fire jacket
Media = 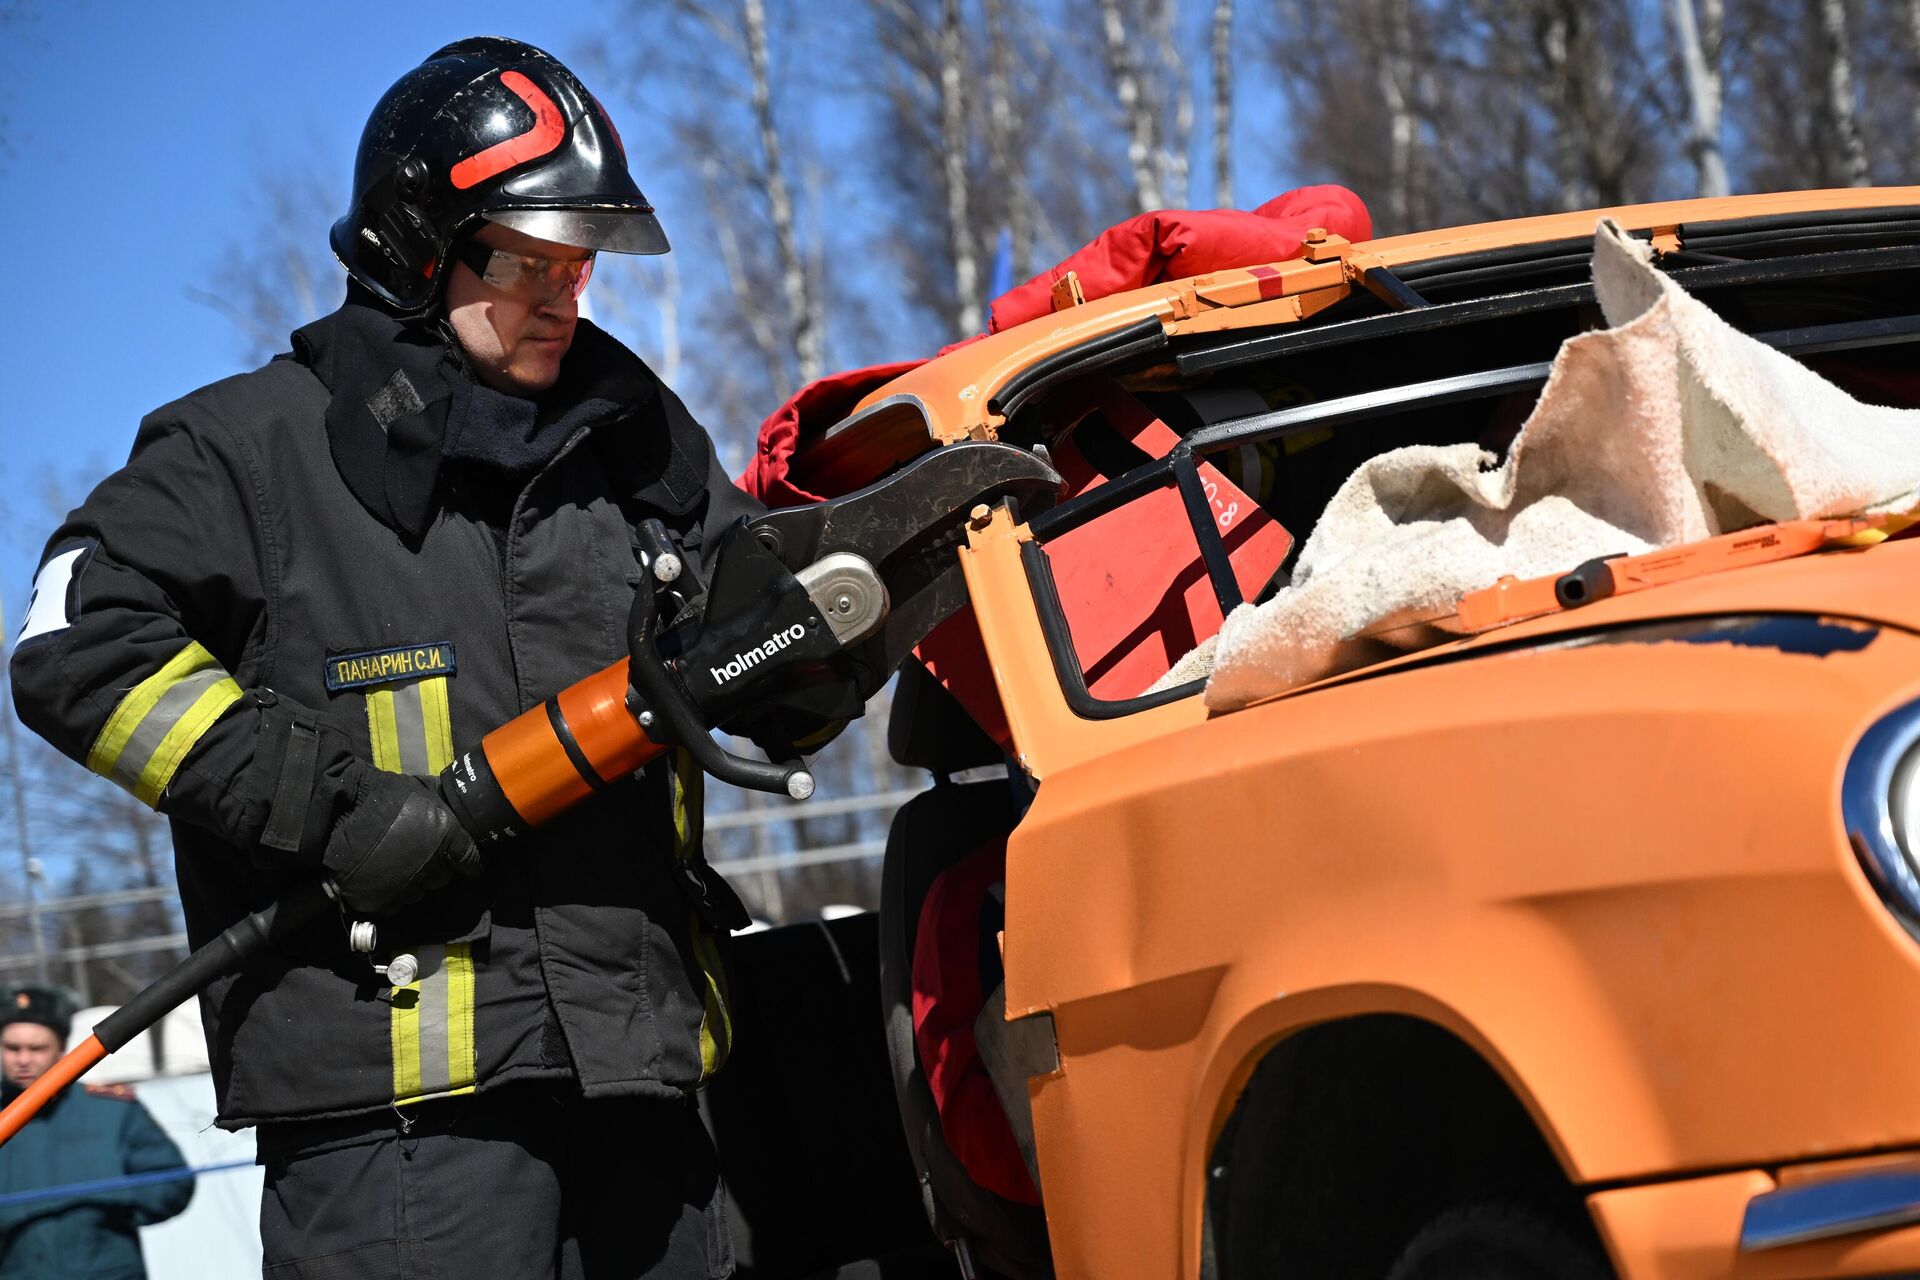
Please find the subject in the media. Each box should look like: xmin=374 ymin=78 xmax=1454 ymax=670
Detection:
xmin=10 ymin=300 xmax=762 ymax=1127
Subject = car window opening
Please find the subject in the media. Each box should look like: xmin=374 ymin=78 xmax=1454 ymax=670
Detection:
xmin=997 ymin=241 xmax=1920 ymax=715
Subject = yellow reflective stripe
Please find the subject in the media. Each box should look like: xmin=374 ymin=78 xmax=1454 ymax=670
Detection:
xmin=390 ymin=942 xmax=477 ymax=1105
xmin=443 ymin=943 xmax=476 ymax=1094
xmin=86 ymin=642 xmax=242 ymax=807
xmin=671 ymin=750 xmax=695 ymax=844
xmin=369 ymin=673 xmax=471 ymax=1104
xmin=692 ymin=918 xmax=731 ymax=1079
xmin=418 ymin=676 xmax=454 ymax=774
xmin=89 ymin=644 xmax=214 ymax=775
xmin=366 ymin=677 xmax=454 ymax=776
xmin=671 ymin=751 xmax=730 ymax=1080
xmin=390 ymin=970 xmax=423 ymax=1102
xmin=132 ymin=678 xmax=243 ymax=807
xmin=366 ymin=687 xmax=403 ymax=773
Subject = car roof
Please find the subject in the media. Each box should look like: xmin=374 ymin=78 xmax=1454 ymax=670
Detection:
xmin=852 ymin=187 xmax=1920 ymax=444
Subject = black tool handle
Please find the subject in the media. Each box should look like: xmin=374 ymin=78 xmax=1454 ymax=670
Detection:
xmin=1554 ymin=557 xmax=1621 ymax=609
xmin=91 ymin=879 xmax=334 ymax=1053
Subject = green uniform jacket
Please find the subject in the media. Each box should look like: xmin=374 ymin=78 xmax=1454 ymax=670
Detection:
xmin=0 ymin=1082 xmax=193 ymax=1280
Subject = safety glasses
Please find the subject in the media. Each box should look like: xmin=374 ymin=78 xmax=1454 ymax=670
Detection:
xmin=451 ymin=239 xmax=596 ymax=303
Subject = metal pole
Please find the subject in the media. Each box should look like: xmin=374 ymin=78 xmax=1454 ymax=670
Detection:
xmin=0 ymin=678 xmax=49 ymax=983
xmin=745 ymin=788 xmax=784 ymax=925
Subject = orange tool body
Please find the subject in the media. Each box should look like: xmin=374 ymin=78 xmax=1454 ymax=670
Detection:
xmin=1454 ymin=512 xmax=1913 ymax=635
xmin=481 ymin=660 xmax=663 ymax=830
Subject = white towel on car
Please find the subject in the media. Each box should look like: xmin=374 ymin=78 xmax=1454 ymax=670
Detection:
xmin=1201 ymin=217 xmax=1920 ymax=710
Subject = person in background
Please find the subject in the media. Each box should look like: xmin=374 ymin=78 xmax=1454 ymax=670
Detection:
xmin=0 ymin=985 xmax=193 ymax=1280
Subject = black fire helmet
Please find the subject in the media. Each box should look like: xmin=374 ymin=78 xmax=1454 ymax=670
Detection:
xmin=330 ymin=36 xmax=668 ymax=313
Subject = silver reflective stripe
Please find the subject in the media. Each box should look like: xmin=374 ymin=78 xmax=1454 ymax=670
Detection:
xmin=390 ymin=682 xmax=432 ymax=777
xmin=413 ymin=944 xmax=451 ymax=1096
xmin=106 ymin=668 xmax=228 ymax=793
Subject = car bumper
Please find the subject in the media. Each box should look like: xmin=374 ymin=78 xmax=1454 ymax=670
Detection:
xmin=1591 ymin=1152 xmax=1920 ymax=1279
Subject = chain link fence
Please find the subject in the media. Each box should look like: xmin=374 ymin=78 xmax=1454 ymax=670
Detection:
xmin=0 ymin=775 xmax=920 ymax=1003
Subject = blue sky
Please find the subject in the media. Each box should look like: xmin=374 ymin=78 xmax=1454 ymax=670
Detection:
xmin=0 ymin=2 xmax=633 ymax=622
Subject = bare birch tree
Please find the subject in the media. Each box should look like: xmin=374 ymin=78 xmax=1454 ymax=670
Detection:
xmin=863 ymin=0 xmax=1114 ymax=343
xmin=1816 ymin=0 xmax=1873 ymax=184
xmin=1668 ymin=0 xmax=1730 ymax=196
xmin=1271 ymin=0 xmax=1472 ymax=233
xmin=1728 ymin=0 xmax=1885 ymax=189
xmin=742 ymin=0 xmax=825 ymax=383
xmin=1100 ymin=0 xmax=1163 ymax=210
xmin=1097 ymin=0 xmax=1199 ymax=212
xmin=1211 ymin=0 xmax=1234 ymax=207
xmin=1379 ymin=0 xmax=1423 ymax=229
xmin=1157 ymin=6 xmax=1194 ymax=208
xmin=939 ymin=0 xmax=982 ymax=336
xmin=985 ymin=0 xmax=1035 ymax=279
xmin=865 ymin=0 xmax=987 ymax=342
xmin=1908 ymin=0 xmax=1920 ymax=168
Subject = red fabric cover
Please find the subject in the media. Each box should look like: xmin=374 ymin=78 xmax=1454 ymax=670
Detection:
xmin=986 ymin=184 xmax=1373 ymax=334
xmin=737 ymin=359 xmax=923 ymax=507
xmin=911 ymin=837 xmax=1041 ymax=1206
xmin=736 ymin=185 xmax=1373 ymax=504
xmin=914 ymin=381 xmax=1292 ymax=744
xmin=1041 ymin=382 xmax=1290 ymax=699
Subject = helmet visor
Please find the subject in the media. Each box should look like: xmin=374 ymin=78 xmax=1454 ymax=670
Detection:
xmin=484 ymin=206 xmax=669 ymax=255
xmin=452 ymin=240 xmax=596 ymax=304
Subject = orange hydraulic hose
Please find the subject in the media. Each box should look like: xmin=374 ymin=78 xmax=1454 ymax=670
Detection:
xmin=0 ymin=1035 xmax=106 ymax=1144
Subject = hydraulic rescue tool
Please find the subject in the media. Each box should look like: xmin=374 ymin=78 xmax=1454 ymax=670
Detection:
xmin=1356 ymin=508 xmax=1920 ymax=645
xmin=0 ymin=441 xmax=1060 ymax=1145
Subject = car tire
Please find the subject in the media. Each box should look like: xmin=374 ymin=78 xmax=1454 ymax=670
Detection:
xmin=1385 ymin=1201 xmax=1612 ymax=1280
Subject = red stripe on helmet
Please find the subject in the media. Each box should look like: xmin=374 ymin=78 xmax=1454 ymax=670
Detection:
xmin=589 ymin=92 xmax=626 ymax=160
xmin=450 ymin=71 xmax=566 ymax=191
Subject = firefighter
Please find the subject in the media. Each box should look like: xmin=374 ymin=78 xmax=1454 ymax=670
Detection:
xmin=0 ymin=986 xmax=193 ymax=1280
xmin=10 ymin=38 xmax=758 ymax=1278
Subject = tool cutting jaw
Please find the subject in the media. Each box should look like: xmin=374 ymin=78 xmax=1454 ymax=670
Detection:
xmin=443 ymin=441 xmax=1063 ymax=839
xmin=744 ymin=440 xmax=1064 ymax=695
xmin=646 ymin=441 xmax=1062 ymax=792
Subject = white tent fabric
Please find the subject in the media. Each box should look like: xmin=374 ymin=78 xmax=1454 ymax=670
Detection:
xmin=1200 ymin=218 xmax=1920 ymax=709
xmin=134 ymin=1073 xmax=262 ymax=1280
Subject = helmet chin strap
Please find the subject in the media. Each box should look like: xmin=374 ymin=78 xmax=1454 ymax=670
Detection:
xmin=434 ymin=316 xmax=476 ymax=379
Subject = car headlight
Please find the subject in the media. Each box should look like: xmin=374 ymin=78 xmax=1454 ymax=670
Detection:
xmin=1843 ymin=698 xmax=1920 ymax=936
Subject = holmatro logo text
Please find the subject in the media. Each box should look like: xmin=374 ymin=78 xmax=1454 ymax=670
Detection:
xmin=711 ymin=623 xmax=808 ymax=686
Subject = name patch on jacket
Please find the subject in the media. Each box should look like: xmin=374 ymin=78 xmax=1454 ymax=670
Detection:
xmin=326 ymin=643 xmax=457 ymax=692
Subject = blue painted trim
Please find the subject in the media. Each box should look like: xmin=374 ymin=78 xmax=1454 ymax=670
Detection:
xmin=1743 ymin=1160 xmax=1920 ymax=1250
xmin=0 ymin=1158 xmax=253 ymax=1209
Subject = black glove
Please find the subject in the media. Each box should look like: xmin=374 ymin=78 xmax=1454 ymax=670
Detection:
xmin=724 ymin=705 xmax=849 ymax=762
xmin=321 ymin=766 xmax=482 ymax=915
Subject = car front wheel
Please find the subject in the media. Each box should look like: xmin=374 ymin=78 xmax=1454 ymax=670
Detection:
xmin=1385 ymin=1201 xmax=1612 ymax=1280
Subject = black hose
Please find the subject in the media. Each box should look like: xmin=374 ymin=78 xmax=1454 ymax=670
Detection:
xmin=91 ymin=879 xmax=334 ymax=1053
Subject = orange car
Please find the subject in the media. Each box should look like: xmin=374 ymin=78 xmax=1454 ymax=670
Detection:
xmin=715 ymin=188 xmax=1920 ymax=1280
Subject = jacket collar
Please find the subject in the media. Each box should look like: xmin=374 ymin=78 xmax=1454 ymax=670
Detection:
xmin=292 ymin=292 xmax=701 ymax=540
